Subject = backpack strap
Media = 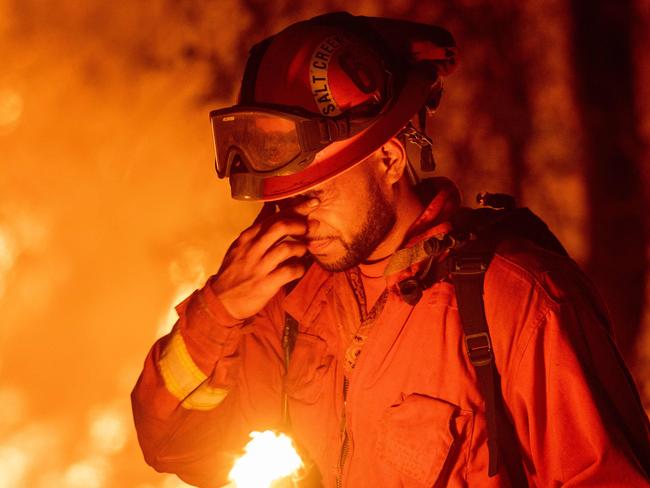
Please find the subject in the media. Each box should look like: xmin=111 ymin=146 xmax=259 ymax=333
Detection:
xmin=449 ymin=247 xmax=500 ymax=476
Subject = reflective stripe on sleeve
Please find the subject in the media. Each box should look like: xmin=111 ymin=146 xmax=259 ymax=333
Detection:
xmin=182 ymin=383 xmax=229 ymax=411
xmin=159 ymin=330 xmax=229 ymax=410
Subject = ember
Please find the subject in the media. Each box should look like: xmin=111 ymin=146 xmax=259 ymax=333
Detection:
xmin=227 ymin=431 xmax=303 ymax=488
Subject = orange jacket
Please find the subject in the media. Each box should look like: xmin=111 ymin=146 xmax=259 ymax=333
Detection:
xmin=132 ymin=181 xmax=650 ymax=487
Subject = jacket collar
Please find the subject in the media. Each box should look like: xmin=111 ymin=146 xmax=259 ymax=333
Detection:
xmin=404 ymin=177 xmax=461 ymax=246
xmin=384 ymin=177 xmax=460 ymax=289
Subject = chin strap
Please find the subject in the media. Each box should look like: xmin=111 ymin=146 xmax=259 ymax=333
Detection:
xmin=399 ymin=123 xmax=437 ymax=185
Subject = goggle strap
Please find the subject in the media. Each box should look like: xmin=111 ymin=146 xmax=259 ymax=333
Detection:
xmin=322 ymin=115 xmax=375 ymax=142
xmin=298 ymin=117 xmax=354 ymax=151
xmin=324 ymin=118 xmax=350 ymax=141
xmin=240 ymin=37 xmax=275 ymax=103
xmin=297 ymin=119 xmax=328 ymax=152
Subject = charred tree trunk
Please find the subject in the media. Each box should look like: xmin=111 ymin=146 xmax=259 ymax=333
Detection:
xmin=570 ymin=0 xmax=646 ymax=365
xmin=425 ymin=2 xmax=532 ymax=201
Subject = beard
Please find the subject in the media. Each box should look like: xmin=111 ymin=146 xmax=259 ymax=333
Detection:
xmin=315 ymin=175 xmax=396 ymax=272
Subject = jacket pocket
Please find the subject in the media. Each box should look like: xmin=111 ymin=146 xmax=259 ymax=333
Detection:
xmin=284 ymin=332 xmax=333 ymax=404
xmin=376 ymin=393 xmax=472 ymax=487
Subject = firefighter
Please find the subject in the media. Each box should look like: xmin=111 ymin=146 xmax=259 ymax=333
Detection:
xmin=132 ymin=12 xmax=650 ymax=487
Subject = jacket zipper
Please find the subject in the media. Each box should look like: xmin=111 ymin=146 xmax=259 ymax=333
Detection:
xmin=336 ymin=375 xmax=350 ymax=488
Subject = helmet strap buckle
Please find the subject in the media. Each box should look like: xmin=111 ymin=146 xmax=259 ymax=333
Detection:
xmin=400 ymin=124 xmax=436 ymax=184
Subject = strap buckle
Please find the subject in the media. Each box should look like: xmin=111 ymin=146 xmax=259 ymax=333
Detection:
xmin=452 ymin=255 xmax=487 ymax=275
xmin=465 ymin=332 xmax=493 ymax=367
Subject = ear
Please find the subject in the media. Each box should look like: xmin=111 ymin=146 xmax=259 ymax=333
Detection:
xmin=378 ymin=137 xmax=408 ymax=185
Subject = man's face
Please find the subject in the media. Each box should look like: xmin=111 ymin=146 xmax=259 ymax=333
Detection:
xmin=280 ymin=160 xmax=397 ymax=272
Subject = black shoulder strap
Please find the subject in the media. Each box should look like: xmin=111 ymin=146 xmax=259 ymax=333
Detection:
xmin=449 ymin=247 xmax=500 ymax=476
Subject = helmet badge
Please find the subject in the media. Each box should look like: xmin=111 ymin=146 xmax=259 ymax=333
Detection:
xmin=309 ymin=35 xmax=346 ymax=116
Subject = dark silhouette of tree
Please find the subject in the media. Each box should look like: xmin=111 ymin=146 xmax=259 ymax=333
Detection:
xmin=570 ymin=0 xmax=646 ymax=365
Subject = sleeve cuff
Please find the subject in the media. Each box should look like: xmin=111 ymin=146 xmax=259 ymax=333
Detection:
xmin=180 ymin=277 xmax=246 ymax=346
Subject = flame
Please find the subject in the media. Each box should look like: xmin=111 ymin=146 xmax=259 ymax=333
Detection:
xmin=0 ymin=226 xmax=17 ymax=300
xmin=0 ymin=445 xmax=30 ymax=488
xmin=88 ymin=406 xmax=128 ymax=455
xmin=62 ymin=457 xmax=108 ymax=488
xmin=228 ymin=431 xmax=303 ymax=488
xmin=159 ymin=475 xmax=195 ymax=487
xmin=156 ymin=248 xmax=208 ymax=338
xmin=0 ymin=421 xmax=61 ymax=488
xmin=155 ymin=284 xmax=197 ymax=338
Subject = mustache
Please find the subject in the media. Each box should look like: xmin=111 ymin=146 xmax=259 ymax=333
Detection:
xmin=301 ymin=235 xmax=351 ymax=253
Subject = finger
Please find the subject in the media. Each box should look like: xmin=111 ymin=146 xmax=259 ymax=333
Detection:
xmin=238 ymin=224 xmax=261 ymax=244
xmin=252 ymin=218 xmax=308 ymax=255
xmin=237 ymin=203 xmax=278 ymax=244
xmin=266 ymin=261 xmax=307 ymax=289
xmin=260 ymin=240 xmax=308 ymax=273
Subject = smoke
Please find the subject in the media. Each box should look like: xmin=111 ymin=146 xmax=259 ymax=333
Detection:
xmin=0 ymin=209 xmax=49 ymax=301
xmin=0 ymin=1 xmax=257 ymax=485
xmin=0 ymin=226 xmax=17 ymax=300
xmin=156 ymin=247 xmax=209 ymax=338
xmin=1 ymin=1 xmax=648 ymax=486
xmin=0 ymin=88 xmax=22 ymax=135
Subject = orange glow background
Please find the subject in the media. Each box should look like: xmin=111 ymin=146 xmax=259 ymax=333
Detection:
xmin=1 ymin=1 xmax=648 ymax=487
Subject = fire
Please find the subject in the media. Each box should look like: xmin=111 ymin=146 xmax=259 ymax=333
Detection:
xmin=0 ymin=87 xmax=22 ymax=134
xmin=227 ymin=431 xmax=303 ymax=488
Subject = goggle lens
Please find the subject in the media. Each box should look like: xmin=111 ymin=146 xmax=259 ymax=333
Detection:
xmin=212 ymin=111 xmax=302 ymax=176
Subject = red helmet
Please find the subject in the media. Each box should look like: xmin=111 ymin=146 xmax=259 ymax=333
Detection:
xmin=210 ymin=12 xmax=457 ymax=201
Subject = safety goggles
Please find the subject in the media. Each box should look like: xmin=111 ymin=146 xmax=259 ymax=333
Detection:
xmin=210 ymin=104 xmax=377 ymax=178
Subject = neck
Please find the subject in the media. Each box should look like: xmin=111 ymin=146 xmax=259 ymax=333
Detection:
xmin=367 ymin=181 xmax=424 ymax=260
